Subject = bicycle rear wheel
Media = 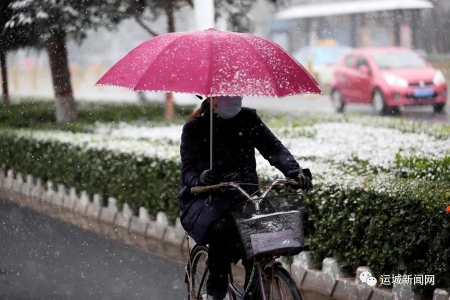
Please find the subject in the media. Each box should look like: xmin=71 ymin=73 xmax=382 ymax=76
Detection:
xmin=257 ymin=266 xmax=303 ymax=300
xmin=187 ymin=245 xmax=209 ymax=300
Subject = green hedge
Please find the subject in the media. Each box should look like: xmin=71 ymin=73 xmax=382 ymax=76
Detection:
xmin=0 ymin=133 xmax=181 ymax=221
xmin=1 ymin=132 xmax=449 ymax=297
xmin=0 ymin=100 xmax=194 ymax=129
xmin=304 ymin=181 xmax=450 ymax=296
xmin=395 ymin=154 xmax=450 ymax=182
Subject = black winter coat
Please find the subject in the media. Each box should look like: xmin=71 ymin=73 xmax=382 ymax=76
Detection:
xmin=178 ymin=107 xmax=300 ymax=244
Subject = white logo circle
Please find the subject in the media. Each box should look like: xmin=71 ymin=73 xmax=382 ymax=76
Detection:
xmin=359 ymin=271 xmax=372 ymax=283
xmin=366 ymin=276 xmax=377 ymax=287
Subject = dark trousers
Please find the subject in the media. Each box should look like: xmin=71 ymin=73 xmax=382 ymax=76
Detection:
xmin=204 ymin=214 xmax=254 ymax=299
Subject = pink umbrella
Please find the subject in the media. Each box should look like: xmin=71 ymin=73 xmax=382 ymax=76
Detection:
xmin=96 ymin=28 xmax=322 ymax=169
xmin=96 ymin=28 xmax=321 ymax=97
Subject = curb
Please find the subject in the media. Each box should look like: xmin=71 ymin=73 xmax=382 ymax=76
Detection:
xmin=287 ymin=246 xmax=449 ymax=300
xmin=1 ymin=168 xmax=188 ymax=249
xmin=0 ymin=168 xmax=448 ymax=300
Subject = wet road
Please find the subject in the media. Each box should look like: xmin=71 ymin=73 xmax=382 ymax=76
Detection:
xmin=0 ymin=199 xmax=186 ymax=300
xmin=244 ymin=94 xmax=450 ymax=124
xmin=0 ymin=195 xmax=333 ymax=300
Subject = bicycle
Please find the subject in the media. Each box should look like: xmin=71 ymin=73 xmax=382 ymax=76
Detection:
xmin=185 ymin=178 xmax=305 ymax=300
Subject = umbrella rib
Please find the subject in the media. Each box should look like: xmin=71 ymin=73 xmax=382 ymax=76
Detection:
xmin=133 ymin=35 xmax=186 ymax=91
xmin=229 ymin=32 xmax=280 ymax=97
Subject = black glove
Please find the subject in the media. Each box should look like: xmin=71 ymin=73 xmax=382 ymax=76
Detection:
xmin=198 ymin=169 xmax=221 ymax=186
xmin=289 ymin=168 xmax=313 ymax=191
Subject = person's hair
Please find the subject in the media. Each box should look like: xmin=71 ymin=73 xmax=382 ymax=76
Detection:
xmin=187 ymin=99 xmax=209 ymax=121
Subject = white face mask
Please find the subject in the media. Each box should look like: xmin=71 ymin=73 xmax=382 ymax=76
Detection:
xmin=216 ymin=96 xmax=243 ymax=119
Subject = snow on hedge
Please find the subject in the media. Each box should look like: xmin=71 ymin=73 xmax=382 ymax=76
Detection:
xmin=10 ymin=119 xmax=450 ymax=192
xmin=89 ymin=121 xmax=450 ymax=167
xmin=13 ymin=129 xmax=181 ymax=161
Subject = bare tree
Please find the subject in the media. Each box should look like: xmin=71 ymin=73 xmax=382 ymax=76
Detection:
xmin=0 ymin=0 xmax=14 ymax=110
xmin=5 ymin=0 xmax=133 ymax=122
xmin=0 ymin=0 xmax=39 ymax=110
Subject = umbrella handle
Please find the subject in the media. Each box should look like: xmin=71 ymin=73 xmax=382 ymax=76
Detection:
xmin=210 ymin=96 xmax=213 ymax=170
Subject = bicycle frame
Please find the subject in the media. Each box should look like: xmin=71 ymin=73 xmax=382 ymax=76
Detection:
xmin=227 ymin=259 xmax=287 ymax=300
xmin=186 ymin=238 xmax=293 ymax=300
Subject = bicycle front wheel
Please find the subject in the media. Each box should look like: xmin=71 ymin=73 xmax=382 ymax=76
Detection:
xmin=187 ymin=245 xmax=209 ymax=300
xmin=261 ymin=266 xmax=303 ymax=300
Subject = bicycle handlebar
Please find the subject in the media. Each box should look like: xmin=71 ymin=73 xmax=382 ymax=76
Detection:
xmin=190 ymin=183 xmax=228 ymax=194
xmin=190 ymin=178 xmax=299 ymax=198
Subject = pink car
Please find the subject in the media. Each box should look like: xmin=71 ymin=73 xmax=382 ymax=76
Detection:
xmin=330 ymin=47 xmax=447 ymax=115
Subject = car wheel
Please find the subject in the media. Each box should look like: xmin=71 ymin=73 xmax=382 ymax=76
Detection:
xmin=372 ymin=90 xmax=387 ymax=116
xmin=433 ymin=103 xmax=446 ymax=114
xmin=387 ymin=106 xmax=401 ymax=115
xmin=331 ymin=89 xmax=345 ymax=113
xmin=372 ymin=90 xmax=400 ymax=116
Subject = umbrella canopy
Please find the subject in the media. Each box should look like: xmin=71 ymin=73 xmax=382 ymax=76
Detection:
xmin=96 ymin=28 xmax=321 ymax=97
xmin=96 ymin=28 xmax=322 ymax=170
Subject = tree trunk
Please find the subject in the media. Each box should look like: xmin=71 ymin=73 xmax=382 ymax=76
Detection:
xmin=393 ymin=10 xmax=402 ymax=47
xmin=165 ymin=91 xmax=174 ymax=122
xmin=0 ymin=50 xmax=9 ymax=110
xmin=430 ymin=4 xmax=440 ymax=53
xmin=165 ymin=4 xmax=176 ymax=123
xmin=166 ymin=5 xmax=175 ymax=33
xmin=137 ymin=91 xmax=148 ymax=102
xmin=350 ymin=15 xmax=360 ymax=48
xmin=411 ymin=10 xmax=421 ymax=50
xmin=47 ymin=30 xmax=77 ymax=123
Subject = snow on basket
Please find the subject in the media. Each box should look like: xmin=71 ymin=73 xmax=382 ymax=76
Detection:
xmin=231 ymin=194 xmax=304 ymax=259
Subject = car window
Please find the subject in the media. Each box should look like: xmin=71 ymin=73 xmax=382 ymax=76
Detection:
xmin=356 ymin=56 xmax=370 ymax=69
xmin=372 ymin=51 xmax=427 ymax=69
xmin=344 ymin=55 xmax=354 ymax=68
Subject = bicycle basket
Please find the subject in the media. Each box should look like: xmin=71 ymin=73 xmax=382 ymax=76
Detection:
xmin=231 ymin=194 xmax=304 ymax=260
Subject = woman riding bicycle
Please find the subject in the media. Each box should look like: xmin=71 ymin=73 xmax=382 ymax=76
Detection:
xmin=178 ymin=96 xmax=313 ymax=300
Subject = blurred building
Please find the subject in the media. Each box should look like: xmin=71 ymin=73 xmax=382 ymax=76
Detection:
xmin=271 ymin=0 xmax=435 ymax=53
